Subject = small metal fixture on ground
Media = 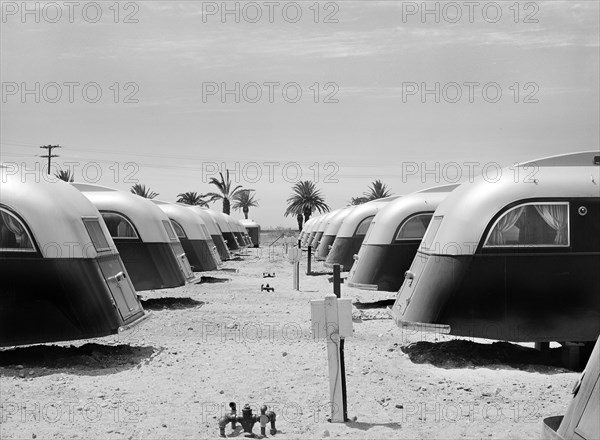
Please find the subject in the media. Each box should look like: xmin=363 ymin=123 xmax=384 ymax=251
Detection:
xmin=218 ymin=402 xmax=276 ymax=438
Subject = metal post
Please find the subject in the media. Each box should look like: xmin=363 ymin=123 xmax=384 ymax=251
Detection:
xmin=307 ymin=245 xmax=312 ymax=275
xmin=333 ymin=264 xmax=341 ymax=298
xmin=333 ymin=264 xmax=348 ymax=422
xmin=293 ymin=261 xmax=300 ymax=290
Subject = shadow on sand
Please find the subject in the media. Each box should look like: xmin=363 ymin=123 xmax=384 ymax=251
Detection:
xmin=354 ymin=299 xmax=395 ymax=310
xmin=400 ymin=340 xmax=572 ymax=373
xmin=141 ymin=297 xmax=205 ymax=310
xmin=343 ymin=421 xmax=403 ymax=431
xmin=195 ymin=276 xmax=231 ymax=284
xmin=0 ymin=343 xmax=159 ymax=377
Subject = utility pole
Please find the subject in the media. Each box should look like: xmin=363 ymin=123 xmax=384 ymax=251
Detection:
xmin=39 ymin=145 xmax=61 ymax=174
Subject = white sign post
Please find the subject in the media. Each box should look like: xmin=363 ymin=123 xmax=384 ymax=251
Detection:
xmin=311 ymin=294 xmax=352 ymax=422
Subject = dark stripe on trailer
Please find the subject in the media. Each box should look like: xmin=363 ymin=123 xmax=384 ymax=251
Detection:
xmin=222 ymin=232 xmax=240 ymax=250
xmin=315 ymin=234 xmax=336 ymax=260
xmin=234 ymin=232 xmax=247 ymax=248
xmin=246 ymin=227 xmax=259 ymax=248
xmin=325 ymin=236 xmax=366 ymax=271
xmin=0 ymin=255 xmax=143 ymax=347
xmin=311 ymin=232 xmax=324 ymax=250
xmin=211 ymin=234 xmax=231 ymax=260
xmin=401 ymin=252 xmax=600 ymax=342
xmin=179 ymin=238 xmax=219 ymax=271
xmin=304 ymin=232 xmax=317 ymax=248
xmin=113 ymin=240 xmax=186 ymax=291
xmin=347 ymin=242 xmax=420 ymax=292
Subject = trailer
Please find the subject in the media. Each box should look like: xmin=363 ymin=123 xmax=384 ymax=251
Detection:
xmin=1 ymin=171 xmax=146 ymax=346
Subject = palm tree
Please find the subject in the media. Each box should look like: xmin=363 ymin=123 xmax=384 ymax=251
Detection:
xmin=204 ymin=170 xmax=245 ymax=215
xmin=177 ymin=191 xmax=209 ymax=206
xmin=130 ymin=183 xmax=159 ymax=199
xmin=232 ymin=190 xmax=259 ymax=219
xmin=284 ymin=180 xmax=330 ymax=231
xmin=364 ymin=179 xmax=392 ymax=201
xmin=348 ymin=196 xmax=368 ymax=205
xmin=55 ymin=169 xmax=74 ymax=182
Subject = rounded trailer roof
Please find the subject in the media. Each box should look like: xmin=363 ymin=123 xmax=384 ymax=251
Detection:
xmin=227 ymin=215 xmax=244 ymax=233
xmin=309 ymin=213 xmax=330 ymax=233
xmin=227 ymin=216 xmax=246 ymax=233
xmin=314 ymin=210 xmax=341 ymax=233
xmin=426 ymin=151 xmax=600 ymax=256
xmin=152 ymin=200 xmax=210 ymax=240
xmin=239 ymin=219 xmax=260 ymax=228
xmin=204 ymin=209 xmax=234 ymax=232
xmin=72 ymin=183 xmax=173 ymax=243
xmin=303 ymin=216 xmax=320 ymax=233
xmin=336 ymin=196 xmax=401 ymax=238
xmin=301 ymin=215 xmax=321 ymax=237
xmin=1 ymin=172 xmax=117 ymax=259
xmin=364 ymin=185 xmax=458 ymax=245
xmin=323 ymin=206 xmax=356 ymax=236
xmin=185 ymin=206 xmax=222 ymax=236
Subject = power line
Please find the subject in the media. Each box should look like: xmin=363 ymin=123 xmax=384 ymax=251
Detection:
xmin=39 ymin=145 xmax=61 ymax=175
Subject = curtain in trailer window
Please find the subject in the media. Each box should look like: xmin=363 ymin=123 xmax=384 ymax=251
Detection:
xmin=0 ymin=209 xmax=34 ymax=250
xmin=534 ymin=204 xmax=568 ymax=245
xmin=487 ymin=207 xmax=525 ymax=246
xmin=485 ymin=203 xmax=569 ymax=247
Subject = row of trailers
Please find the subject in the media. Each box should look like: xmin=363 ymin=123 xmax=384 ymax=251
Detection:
xmin=0 ymin=171 xmax=260 ymax=348
xmin=301 ymin=151 xmax=600 ymax=439
xmin=301 ymin=151 xmax=600 ymax=347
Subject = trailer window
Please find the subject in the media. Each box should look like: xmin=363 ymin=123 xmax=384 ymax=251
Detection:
xmin=82 ymin=218 xmax=112 ymax=252
xmin=101 ymin=212 xmax=138 ymax=239
xmin=170 ymin=220 xmax=186 ymax=238
xmin=484 ymin=202 xmax=569 ymax=247
xmin=363 ymin=219 xmax=376 ymax=242
xmin=396 ymin=213 xmax=433 ymax=241
xmin=200 ymin=224 xmax=211 ymax=237
xmin=355 ymin=216 xmax=374 ymax=236
xmin=163 ymin=220 xmax=178 ymax=241
xmin=0 ymin=208 xmax=35 ymax=252
xmin=420 ymin=216 xmax=443 ymax=250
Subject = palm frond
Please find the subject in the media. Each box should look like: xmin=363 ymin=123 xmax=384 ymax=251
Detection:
xmin=130 ymin=183 xmax=159 ymax=199
xmin=54 ymin=169 xmax=74 ymax=182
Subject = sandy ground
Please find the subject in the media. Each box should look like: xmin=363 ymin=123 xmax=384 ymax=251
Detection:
xmin=0 ymin=239 xmax=581 ymax=439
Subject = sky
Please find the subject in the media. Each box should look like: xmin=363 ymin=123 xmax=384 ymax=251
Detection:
xmin=1 ymin=1 xmax=599 ymax=228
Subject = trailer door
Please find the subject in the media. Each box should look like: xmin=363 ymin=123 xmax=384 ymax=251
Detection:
xmin=83 ymin=218 xmax=143 ymax=322
xmin=162 ymin=220 xmax=195 ymax=280
xmin=98 ymin=256 xmax=143 ymax=321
